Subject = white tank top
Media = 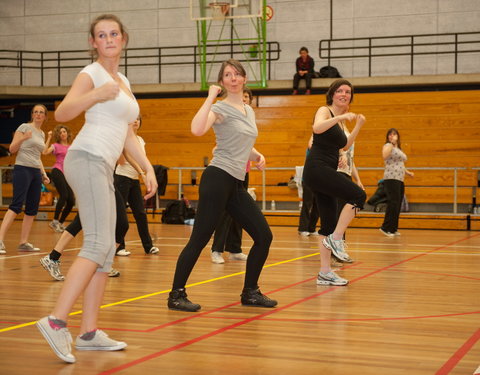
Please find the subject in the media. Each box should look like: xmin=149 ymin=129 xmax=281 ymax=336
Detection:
xmin=69 ymin=62 xmax=139 ymax=168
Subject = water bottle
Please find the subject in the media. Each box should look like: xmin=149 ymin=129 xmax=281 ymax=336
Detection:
xmin=271 ymin=200 xmax=276 ymax=211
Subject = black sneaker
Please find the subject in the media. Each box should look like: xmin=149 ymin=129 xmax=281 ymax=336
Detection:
xmin=240 ymin=287 xmax=278 ymax=308
xmin=168 ymin=289 xmax=201 ymax=312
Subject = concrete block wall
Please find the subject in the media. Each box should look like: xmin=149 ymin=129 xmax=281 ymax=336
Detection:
xmin=0 ymin=0 xmax=479 ymax=86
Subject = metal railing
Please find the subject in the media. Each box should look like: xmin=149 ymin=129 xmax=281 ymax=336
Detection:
xmin=167 ymin=166 xmax=470 ymax=214
xmin=0 ymin=42 xmax=281 ymax=86
xmin=319 ymin=32 xmax=480 ymax=76
xmin=0 ymin=165 xmax=473 ymax=214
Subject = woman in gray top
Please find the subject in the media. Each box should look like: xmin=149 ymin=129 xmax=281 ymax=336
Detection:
xmin=0 ymin=104 xmax=50 ymax=254
xmin=379 ymin=128 xmax=414 ymax=237
xmin=168 ymin=59 xmax=277 ymax=312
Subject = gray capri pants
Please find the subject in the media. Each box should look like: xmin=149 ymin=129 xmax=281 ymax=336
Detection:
xmin=64 ymin=150 xmax=116 ymax=272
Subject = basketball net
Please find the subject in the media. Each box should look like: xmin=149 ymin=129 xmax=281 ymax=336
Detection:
xmin=209 ymin=2 xmax=230 ymax=20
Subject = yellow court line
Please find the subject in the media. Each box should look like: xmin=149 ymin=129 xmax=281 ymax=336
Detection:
xmin=0 ymin=252 xmax=319 ymax=333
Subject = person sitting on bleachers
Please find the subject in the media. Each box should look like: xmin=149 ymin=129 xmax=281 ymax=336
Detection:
xmin=292 ymin=46 xmax=315 ymax=95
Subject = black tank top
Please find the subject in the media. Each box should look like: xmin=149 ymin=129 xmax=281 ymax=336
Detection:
xmin=308 ymin=108 xmax=347 ymax=168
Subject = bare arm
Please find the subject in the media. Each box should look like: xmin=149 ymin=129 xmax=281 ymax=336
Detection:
xmin=343 ymin=114 xmax=365 ymax=150
xmin=42 ymin=131 xmax=54 ymax=155
xmin=312 ymin=106 xmax=357 ymax=134
xmin=39 ymin=159 xmax=50 ymax=185
xmin=351 ymin=162 xmax=364 ymax=189
xmin=9 ymin=130 xmax=31 ymax=154
xmin=55 ymin=73 xmax=120 ymax=123
xmin=123 ymin=126 xmax=157 ymax=199
xmin=249 ymin=147 xmax=266 ymax=170
xmin=122 ymin=149 xmax=144 ymax=176
xmin=191 ymin=85 xmax=221 ymax=136
xmin=382 ymin=143 xmax=394 ymax=160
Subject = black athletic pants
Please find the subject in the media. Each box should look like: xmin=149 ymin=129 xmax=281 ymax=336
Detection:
xmin=172 ymin=166 xmax=272 ymax=290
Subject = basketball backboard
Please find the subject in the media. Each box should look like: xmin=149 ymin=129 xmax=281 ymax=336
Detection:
xmin=190 ymin=0 xmax=263 ymax=21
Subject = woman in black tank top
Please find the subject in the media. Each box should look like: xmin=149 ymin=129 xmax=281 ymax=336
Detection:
xmin=303 ymin=79 xmax=366 ymax=286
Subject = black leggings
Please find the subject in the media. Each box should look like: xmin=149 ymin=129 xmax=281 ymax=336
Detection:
xmin=114 ymin=174 xmax=153 ymax=253
xmin=172 ymin=166 xmax=272 ymax=290
xmin=211 ymin=172 xmax=249 ymax=253
xmin=50 ymin=168 xmax=75 ymax=222
xmin=65 ymin=188 xmax=128 ymax=244
xmin=304 ymin=162 xmax=366 ymax=236
xmin=381 ymin=179 xmax=404 ymax=233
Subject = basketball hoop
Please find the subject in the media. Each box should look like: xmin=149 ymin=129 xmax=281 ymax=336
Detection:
xmin=209 ymin=2 xmax=230 ymax=20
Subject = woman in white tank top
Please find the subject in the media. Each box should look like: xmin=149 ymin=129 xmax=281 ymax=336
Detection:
xmin=36 ymin=14 xmax=157 ymax=364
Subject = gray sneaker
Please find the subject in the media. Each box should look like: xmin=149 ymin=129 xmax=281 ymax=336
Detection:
xmin=18 ymin=242 xmax=40 ymax=252
xmin=108 ymin=268 xmax=120 ymax=277
xmin=322 ymin=234 xmax=351 ymax=262
xmin=40 ymin=255 xmax=64 ymax=281
xmin=0 ymin=240 xmax=6 ymax=255
xmin=49 ymin=220 xmax=63 ymax=233
xmin=36 ymin=316 xmax=75 ymax=363
xmin=316 ymin=271 xmax=349 ymax=286
xmin=75 ymin=329 xmax=127 ymax=351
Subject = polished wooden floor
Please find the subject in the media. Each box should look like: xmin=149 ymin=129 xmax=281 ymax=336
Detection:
xmin=0 ymin=221 xmax=479 ymax=375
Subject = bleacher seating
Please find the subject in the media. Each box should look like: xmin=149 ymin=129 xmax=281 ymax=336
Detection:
xmin=1 ymin=88 xmax=479 ymax=230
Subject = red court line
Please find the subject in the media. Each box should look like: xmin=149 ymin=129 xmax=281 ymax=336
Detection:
xmin=99 ymin=284 xmax=343 ymax=375
xmin=435 ymin=328 xmax=480 ymax=375
xmin=202 ymin=310 xmax=480 ymax=323
xmin=98 ymin=233 xmax=478 ymax=374
xmin=141 ymin=275 xmax=319 ymax=333
xmin=351 ymin=266 xmax=480 ymax=281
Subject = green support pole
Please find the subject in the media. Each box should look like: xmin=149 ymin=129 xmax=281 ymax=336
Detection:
xmin=260 ymin=0 xmax=267 ymax=87
xmin=198 ymin=0 xmax=208 ymax=90
xmin=196 ymin=0 xmax=268 ymax=90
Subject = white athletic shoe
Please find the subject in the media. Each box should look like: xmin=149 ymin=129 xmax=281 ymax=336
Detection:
xmin=148 ymin=246 xmax=159 ymax=254
xmin=36 ymin=316 xmax=75 ymax=363
xmin=115 ymin=249 xmax=131 ymax=256
xmin=316 ymin=271 xmax=348 ymax=286
xmin=211 ymin=251 xmax=225 ymax=264
xmin=229 ymin=252 xmax=248 ymax=261
xmin=75 ymin=329 xmax=126 ymax=351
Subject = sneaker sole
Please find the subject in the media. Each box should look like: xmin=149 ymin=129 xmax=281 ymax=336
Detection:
xmin=241 ymin=302 xmax=277 ymax=308
xmin=36 ymin=320 xmax=76 ymax=363
xmin=316 ymin=279 xmax=348 ymax=286
xmin=379 ymin=228 xmax=395 ymax=237
xmin=168 ymin=306 xmax=201 ymax=312
xmin=229 ymin=256 xmax=247 ymax=261
xmin=322 ymin=239 xmax=350 ymax=262
xmin=75 ymin=342 xmax=127 ymax=351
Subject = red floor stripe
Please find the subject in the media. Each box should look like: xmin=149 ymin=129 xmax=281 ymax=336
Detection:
xmin=98 ymin=233 xmax=479 ymax=374
xmin=435 ymin=328 xmax=480 ymax=375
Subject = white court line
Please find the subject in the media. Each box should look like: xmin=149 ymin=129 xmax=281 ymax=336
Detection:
xmin=1 ymin=235 xmax=478 ymax=261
